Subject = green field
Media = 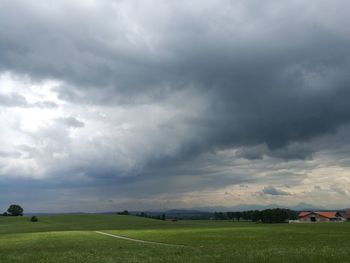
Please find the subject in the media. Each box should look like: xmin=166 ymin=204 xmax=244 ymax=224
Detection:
xmin=1 ymin=215 xmax=350 ymax=263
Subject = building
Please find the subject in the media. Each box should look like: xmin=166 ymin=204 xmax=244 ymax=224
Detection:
xmin=345 ymin=209 xmax=350 ymax=221
xmin=298 ymin=211 xmax=344 ymax=222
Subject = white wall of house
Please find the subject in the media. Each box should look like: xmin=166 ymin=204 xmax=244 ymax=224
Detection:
xmin=300 ymin=213 xmax=331 ymax=222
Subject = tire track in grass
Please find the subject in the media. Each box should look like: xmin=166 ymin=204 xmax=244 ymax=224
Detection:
xmin=94 ymin=231 xmax=187 ymax=247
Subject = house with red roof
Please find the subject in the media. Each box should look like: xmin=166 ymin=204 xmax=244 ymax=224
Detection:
xmin=298 ymin=211 xmax=344 ymax=222
xmin=345 ymin=209 xmax=350 ymax=220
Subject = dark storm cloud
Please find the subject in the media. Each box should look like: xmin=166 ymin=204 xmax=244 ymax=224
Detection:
xmin=236 ymin=143 xmax=314 ymax=161
xmin=0 ymin=0 xmax=350 ymax=211
xmin=1 ymin=0 xmax=349 ymax=158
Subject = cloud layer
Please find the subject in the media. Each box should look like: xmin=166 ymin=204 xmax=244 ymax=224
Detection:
xmin=0 ymin=0 xmax=350 ymax=212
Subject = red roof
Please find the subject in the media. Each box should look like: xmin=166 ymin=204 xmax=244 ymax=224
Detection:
xmin=316 ymin=212 xmax=337 ymax=218
xmin=299 ymin=212 xmax=311 ymax=217
xmin=299 ymin=211 xmax=338 ymax=219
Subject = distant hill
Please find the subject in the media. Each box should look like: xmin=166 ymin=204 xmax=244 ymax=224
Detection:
xmin=24 ymin=203 xmax=347 ymax=217
xmin=190 ymin=202 xmax=335 ymax=212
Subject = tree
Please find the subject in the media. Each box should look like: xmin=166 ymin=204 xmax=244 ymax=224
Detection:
xmin=260 ymin=208 xmax=290 ymax=223
xmin=7 ymin=204 xmax=23 ymax=216
xmin=161 ymin=213 xmax=166 ymax=220
xmin=227 ymin=212 xmax=234 ymax=221
xmin=236 ymin=212 xmax=242 ymax=222
xmin=214 ymin=212 xmax=227 ymax=220
xmin=252 ymin=210 xmax=261 ymax=222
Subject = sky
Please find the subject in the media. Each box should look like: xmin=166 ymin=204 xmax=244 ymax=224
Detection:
xmin=1 ymin=0 xmax=350 ymax=212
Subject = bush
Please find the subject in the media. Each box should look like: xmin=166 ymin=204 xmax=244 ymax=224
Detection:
xmin=117 ymin=210 xmax=129 ymax=215
xmin=30 ymin=216 xmax=38 ymax=222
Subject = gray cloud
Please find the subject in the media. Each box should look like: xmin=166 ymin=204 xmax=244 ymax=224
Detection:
xmin=33 ymin=101 xmax=58 ymax=109
xmin=330 ymin=185 xmax=348 ymax=196
xmin=56 ymin=117 xmax=85 ymax=128
xmin=0 ymin=150 xmax=22 ymax=158
xmin=0 ymin=0 xmax=350 ymax=211
xmin=237 ymin=143 xmax=314 ymax=161
xmin=262 ymin=186 xmax=291 ymax=196
xmin=0 ymin=92 xmax=58 ymax=109
xmin=0 ymin=93 xmax=28 ymax=107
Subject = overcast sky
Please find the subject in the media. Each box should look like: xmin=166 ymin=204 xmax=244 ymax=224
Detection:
xmin=1 ymin=0 xmax=350 ymax=212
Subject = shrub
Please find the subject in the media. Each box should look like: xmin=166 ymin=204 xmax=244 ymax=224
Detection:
xmin=30 ymin=216 xmax=38 ymax=222
xmin=117 ymin=210 xmax=129 ymax=215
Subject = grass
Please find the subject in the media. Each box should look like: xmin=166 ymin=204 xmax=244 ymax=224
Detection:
xmin=1 ymin=215 xmax=350 ymax=262
xmin=0 ymin=214 xmax=172 ymax=234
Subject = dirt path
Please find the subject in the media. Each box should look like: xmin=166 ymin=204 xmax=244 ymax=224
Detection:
xmin=94 ymin=231 xmax=187 ymax=247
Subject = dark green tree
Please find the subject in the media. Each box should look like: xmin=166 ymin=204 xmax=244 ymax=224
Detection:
xmin=236 ymin=212 xmax=242 ymax=222
xmin=214 ymin=212 xmax=227 ymax=220
xmin=227 ymin=212 xmax=234 ymax=221
xmin=7 ymin=204 xmax=23 ymax=216
xmin=251 ymin=210 xmax=261 ymax=222
xmin=260 ymin=208 xmax=290 ymax=223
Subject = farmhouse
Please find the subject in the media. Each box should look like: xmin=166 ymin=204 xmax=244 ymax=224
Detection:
xmin=346 ymin=209 xmax=350 ymax=220
xmin=298 ymin=211 xmax=344 ymax=222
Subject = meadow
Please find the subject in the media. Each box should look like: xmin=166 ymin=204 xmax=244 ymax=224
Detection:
xmin=0 ymin=214 xmax=350 ymax=263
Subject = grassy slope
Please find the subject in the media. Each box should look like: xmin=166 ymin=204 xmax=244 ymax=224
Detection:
xmin=0 ymin=214 xmax=172 ymax=234
xmin=107 ymin=223 xmax=350 ymax=262
xmin=1 ymin=215 xmax=350 ymax=263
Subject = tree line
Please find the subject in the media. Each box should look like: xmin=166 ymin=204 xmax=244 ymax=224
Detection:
xmin=136 ymin=212 xmax=167 ymax=221
xmin=117 ymin=210 xmax=168 ymax=221
xmin=214 ymin=208 xmax=298 ymax=223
